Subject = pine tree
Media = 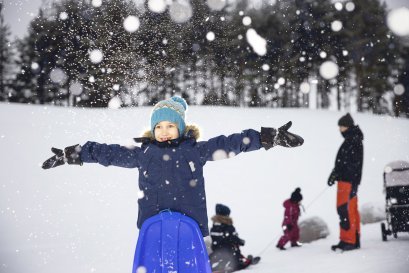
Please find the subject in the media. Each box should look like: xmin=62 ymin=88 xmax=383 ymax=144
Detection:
xmin=342 ymin=0 xmax=397 ymax=112
xmin=0 ymin=2 xmax=13 ymax=101
xmin=11 ymin=9 xmax=54 ymax=104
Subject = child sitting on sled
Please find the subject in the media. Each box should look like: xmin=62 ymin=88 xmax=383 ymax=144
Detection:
xmin=42 ymin=96 xmax=304 ymax=237
xmin=276 ymin=187 xmax=303 ymax=250
xmin=210 ymin=203 xmax=260 ymax=272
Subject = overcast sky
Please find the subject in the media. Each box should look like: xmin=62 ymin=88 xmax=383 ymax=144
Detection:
xmin=2 ymin=0 xmax=409 ymax=40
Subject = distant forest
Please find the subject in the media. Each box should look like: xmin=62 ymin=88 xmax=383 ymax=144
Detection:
xmin=0 ymin=0 xmax=408 ymax=117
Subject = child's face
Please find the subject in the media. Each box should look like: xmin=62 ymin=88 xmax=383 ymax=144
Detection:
xmin=154 ymin=121 xmax=179 ymax=142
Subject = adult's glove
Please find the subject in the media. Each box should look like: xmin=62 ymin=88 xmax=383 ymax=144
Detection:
xmin=327 ymin=170 xmax=337 ymax=186
xmin=286 ymin=224 xmax=293 ymax=231
xmin=42 ymin=144 xmax=83 ymax=169
xmin=238 ymin=239 xmax=245 ymax=246
xmin=260 ymin=121 xmax=304 ymax=150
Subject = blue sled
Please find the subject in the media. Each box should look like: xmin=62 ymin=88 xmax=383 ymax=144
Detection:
xmin=132 ymin=211 xmax=212 ymax=273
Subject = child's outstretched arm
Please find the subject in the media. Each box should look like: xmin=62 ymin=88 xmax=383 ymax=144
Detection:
xmin=196 ymin=129 xmax=261 ymax=163
xmin=42 ymin=142 xmax=141 ymax=169
xmin=196 ymin=121 xmax=303 ymax=163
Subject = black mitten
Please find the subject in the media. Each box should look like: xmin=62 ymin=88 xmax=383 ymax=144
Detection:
xmin=327 ymin=169 xmax=337 ymax=186
xmin=239 ymin=239 xmax=245 ymax=246
xmin=261 ymin=121 xmax=304 ymax=150
xmin=286 ymin=224 xmax=293 ymax=231
xmin=42 ymin=144 xmax=82 ymax=169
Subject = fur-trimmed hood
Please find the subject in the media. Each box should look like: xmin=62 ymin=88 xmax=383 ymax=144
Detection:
xmin=141 ymin=124 xmax=201 ymax=140
xmin=211 ymin=214 xmax=233 ymax=225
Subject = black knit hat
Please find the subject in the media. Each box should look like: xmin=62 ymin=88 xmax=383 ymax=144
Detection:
xmin=338 ymin=113 xmax=354 ymax=127
xmin=290 ymin=188 xmax=303 ymax=203
xmin=216 ymin=203 xmax=231 ymax=216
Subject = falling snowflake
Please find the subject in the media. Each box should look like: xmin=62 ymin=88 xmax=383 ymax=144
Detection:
xmin=334 ymin=2 xmax=343 ymax=11
xmin=345 ymin=2 xmax=355 ymax=12
xmin=31 ymin=62 xmax=39 ymax=71
xmin=148 ymin=0 xmax=167 ymax=13
xmin=136 ymin=266 xmax=147 ymax=273
xmin=108 ymin=96 xmax=122 ymax=109
xmin=331 ymin=20 xmax=343 ymax=32
xmin=137 ymin=191 xmax=145 ymax=199
xmin=277 ymin=77 xmax=285 ymax=85
xmin=319 ymin=61 xmax=339 ymax=80
xmin=393 ymin=84 xmax=405 ymax=96
xmin=246 ymin=28 xmax=267 ymax=56
xmin=207 ymin=0 xmax=226 ymax=11
xmin=212 ymin=149 xmax=228 ymax=160
xmin=123 ymin=16 xmax=140 ymax=33
xmin=387 ymin=7 xmax=409 ymax=36
xmin=206 ymin=32 xmax=215 ymax=41
xmin=189 ymin=161 xmax=196 ymax=172
xmin=91 ymin=0 xmax=102 ymax=8
xmin=69 ymin=82 xmax=83 ymax=96
xmin=300 ymin=82 xmax=311 ymax=94
xmin=59 ymin=12 xmax=68 ymax=20
xmin=169 ymin=1 xmax=193 ymax=23
xmin=242 ymin=137 xmax=250 ymax=145
xmin=49 ymin=68 xmax=67 ymax=84
xmin=89 ymin=49 xmax=104 ymax=64
xmin=242 ymin=16 xmax=252 ymax=26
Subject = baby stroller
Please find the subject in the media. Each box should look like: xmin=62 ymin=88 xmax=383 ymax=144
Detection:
xmin=381 ymin=160 xmax=409 ymax=241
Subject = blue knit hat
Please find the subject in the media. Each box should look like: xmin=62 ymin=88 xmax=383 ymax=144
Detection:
xmin=151 ymin=96 xmax=188 ymax=136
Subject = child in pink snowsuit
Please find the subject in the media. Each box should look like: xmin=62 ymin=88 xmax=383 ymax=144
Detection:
xmin=276 ymin=188 xmax=303 ymax=250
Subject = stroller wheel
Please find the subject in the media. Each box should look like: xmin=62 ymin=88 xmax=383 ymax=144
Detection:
xmin=381 ymin=223 xmax=388 ymax=241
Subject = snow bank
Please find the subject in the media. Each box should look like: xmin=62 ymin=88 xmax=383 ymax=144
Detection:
xmin=360 ymin=202 xmax=386 ymax=224
xmin=299 ymin=216 xmax=330 ymax=243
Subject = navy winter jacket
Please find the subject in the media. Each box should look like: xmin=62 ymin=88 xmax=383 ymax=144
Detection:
xmin=80 ymin=127 xmax=262 ymax=236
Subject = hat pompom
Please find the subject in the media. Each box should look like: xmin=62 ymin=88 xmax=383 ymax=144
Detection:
xmin=290 ymin=187 xmax=303 ymax=202
xmin=171 ymin=96 xmax=187 ymax=110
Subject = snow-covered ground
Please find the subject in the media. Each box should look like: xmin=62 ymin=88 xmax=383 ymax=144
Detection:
xmin=0 ymin=102 xmax=408 ymax=273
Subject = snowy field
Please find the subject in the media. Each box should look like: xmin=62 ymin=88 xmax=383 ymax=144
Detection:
xmin=0 ymin=102 xmax=408 ymax=273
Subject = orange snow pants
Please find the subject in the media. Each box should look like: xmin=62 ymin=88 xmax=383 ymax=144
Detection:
xmin=337 ymin=181 xmax=360 ymax=244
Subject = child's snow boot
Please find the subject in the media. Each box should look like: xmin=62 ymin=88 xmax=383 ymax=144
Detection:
xmin=291 ymin=241 xmax=302 ymax=247
xmin=251 ymin=256 xmax=261 ymax=265
xmin=276 ymin=244 xmax=286 ymax=250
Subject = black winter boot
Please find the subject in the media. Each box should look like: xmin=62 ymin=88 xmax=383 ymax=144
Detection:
xmin=355 ymin=232 xmax=361 ymax=249
xmin=331 ymin=241 xmax=358 ymax=251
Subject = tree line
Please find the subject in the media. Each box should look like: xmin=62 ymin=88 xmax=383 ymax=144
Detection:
xmin=0 ymin=0 xmax=408 ymax=116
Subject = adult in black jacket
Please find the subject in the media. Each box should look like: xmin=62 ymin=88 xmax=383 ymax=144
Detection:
xmin=209 ymin=204 xmax=259 ymax=272
xmin=328 ymin=113 xmax=364 ymax=251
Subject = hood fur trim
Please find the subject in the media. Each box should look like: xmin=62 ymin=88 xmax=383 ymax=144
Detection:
xmin=142 ymin=124 xmax=201 ymax=140
xmin=211 ymin=215 xmax=233 ymax=225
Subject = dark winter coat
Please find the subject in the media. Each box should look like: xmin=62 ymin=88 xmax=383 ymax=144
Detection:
xmin=210 ymin=215 xmax=245 ymax=251
xmin=80 ymin=125 xmax=262 ymax=236
xmin=281 ymin=199 xmax=300 ymax=227
xmin=333 ymin=125 xmax=364 ymax=186
xmin=209 ymin=215 xmax=247 ymax=271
